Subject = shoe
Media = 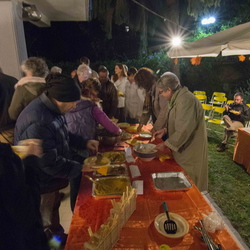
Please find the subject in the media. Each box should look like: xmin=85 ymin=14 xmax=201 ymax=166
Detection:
xmin=231 ymin=132 xmax=237 ymax=138
xmin=217 ymin=144 xmax=227 ymax=152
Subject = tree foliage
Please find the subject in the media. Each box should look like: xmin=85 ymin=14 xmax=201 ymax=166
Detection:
xmin=92 ymin=0 xmax=222 ymax=52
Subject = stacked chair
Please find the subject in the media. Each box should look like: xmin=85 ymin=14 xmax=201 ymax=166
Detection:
xmin=226 ymin=100 xmax=234 ymax=105
xmin=207 ymin=106 xmax=225 ymax=131
xmin=193 ymin=90 xmax=207 ymax=103
xmin=202 ymin=104 xmax=213 ymax=121
xmin=209 ymin=92 xmax=227 ymax=107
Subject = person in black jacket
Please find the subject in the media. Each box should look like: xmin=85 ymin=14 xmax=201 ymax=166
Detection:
xmin=98 ymin=66 xmax=118 ymax=118
xmin=0 ymin=67 xmax=18 ymax=144
xmin=0 ymin=140 xmax=50 ymax=250
xmin=14 ymin=74 xmax=99 ymax=243
xmin=217 ymin=92 xmax=250 ymax=152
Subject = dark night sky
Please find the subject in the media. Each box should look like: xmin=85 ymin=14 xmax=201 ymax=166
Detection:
xmin=24 ymin=20 xmax=142 ymax=63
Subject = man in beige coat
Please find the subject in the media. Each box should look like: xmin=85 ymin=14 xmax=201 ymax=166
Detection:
xmin=154 ymin=72 xmax=208 ymax=191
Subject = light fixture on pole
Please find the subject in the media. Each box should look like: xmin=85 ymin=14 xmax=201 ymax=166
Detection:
xmin=201 ymin=17 xmax=216 ymax=25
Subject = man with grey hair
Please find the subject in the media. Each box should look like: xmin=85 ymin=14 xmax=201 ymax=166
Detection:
xmin=75 ymin=64 xmax=92 ymax=86
xmin=154 ymin=72 xmax=208 ymax=192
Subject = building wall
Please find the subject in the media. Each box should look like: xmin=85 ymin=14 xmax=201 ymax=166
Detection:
xmin=0 ymin=1 xmax=27 ymax=79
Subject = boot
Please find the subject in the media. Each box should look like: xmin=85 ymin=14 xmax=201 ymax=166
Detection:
xmin=217 ymin=143 xmax=227 ymax=152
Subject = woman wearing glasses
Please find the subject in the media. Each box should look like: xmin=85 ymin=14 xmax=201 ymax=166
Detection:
xmin=154 ymin=72 xmax=208 ymax=192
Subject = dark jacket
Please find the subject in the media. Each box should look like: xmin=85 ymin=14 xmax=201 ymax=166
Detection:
xmin=65 ymin=99 xmax=97 ymax=140
xmin=14 ymin=92 xmax=87 ymax=192
xmin=0 ymin=73 xmax=17 ymax=131
xmin=223 ymin=102 xmax=250 ymax=125
xmin=0 ymin=143 xmax=49 ymax=250
xmin=99 ymin=79 xmax=118 ymax=118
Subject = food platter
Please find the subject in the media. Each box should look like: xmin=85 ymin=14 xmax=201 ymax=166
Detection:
xmin=126 ymin=126 xmax=138 ymax=133
xmin=94 ymin=164 xmax=128 ymax=177
xmin=138 ymin=131 xmax=152 ymax=139
xmin=84 ymin=156 xmax=110 ymax=169
xmin=151 ymin=172 xmax=192 ymax=191
xmin=101 ymin=151 xmax=126 ymax=163
xmin=117 ymin=123 xmax=130 ymax=129
xmin=92 ymin=176 xmax=131 ymax=198
xmin=125 ymin=138 xmax=143 ymax=146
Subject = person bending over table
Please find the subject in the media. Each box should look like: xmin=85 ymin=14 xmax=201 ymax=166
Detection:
xmin=154 ymin=72 xmax=208 ymax=192
xmin=217 ymin=92 xmax=250 ymax=152
xmin=14 ymin=74 xmax=99 ymax=244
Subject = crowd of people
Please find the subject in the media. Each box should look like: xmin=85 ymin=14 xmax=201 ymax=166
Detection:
xmin=1 ymin=55 xmax=249 ymax=248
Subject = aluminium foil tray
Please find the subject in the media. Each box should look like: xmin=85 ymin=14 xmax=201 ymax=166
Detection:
xmin=152 ymin=172 xmax=192 ymax=191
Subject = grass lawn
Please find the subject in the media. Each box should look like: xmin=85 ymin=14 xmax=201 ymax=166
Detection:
xmin=207 ymin=125 xmax=250 ymax=248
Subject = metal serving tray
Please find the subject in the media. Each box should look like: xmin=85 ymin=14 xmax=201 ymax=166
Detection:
xmin=151 ymin=172 xmax=192 ymax=191
xmin=93 ymin=164 xmax=128 ymax=177
xmin=101 ymin=151 xmax=126 ymax=164
xmin=92 ymin=176 xmax=131 ymax=198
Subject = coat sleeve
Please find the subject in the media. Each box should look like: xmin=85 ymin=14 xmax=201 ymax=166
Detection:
xmin=24 ymin=122 xmax=82 ymax=179
xmin=164 ymin=96 xmax=203 ymax=152
xmin=153 ymin=103 xmax=169 ymax=131
xmin=8 ymin=86 xmax=26 ymax=121
xmin=92 ymin=106 xmax=120 ymax=134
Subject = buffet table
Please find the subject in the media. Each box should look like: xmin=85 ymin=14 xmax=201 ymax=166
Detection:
xmin=233 ymin=128 xmax=250 ymax=173
xmin=65 ymin=133 xmax=241 ymax=249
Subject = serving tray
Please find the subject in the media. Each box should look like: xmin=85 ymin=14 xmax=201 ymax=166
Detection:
xmin=151 ymin=172 xmax=192 ymax=191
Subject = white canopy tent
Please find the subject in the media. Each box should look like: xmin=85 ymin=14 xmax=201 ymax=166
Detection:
xmin=168 ymin=22 xmax=250 ymax=58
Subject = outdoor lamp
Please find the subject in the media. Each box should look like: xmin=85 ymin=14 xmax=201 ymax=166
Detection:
xmin=171 ymin=37 xmax=181 ymax=46
xmin=201 ymin=17 xmax=216 ymax=25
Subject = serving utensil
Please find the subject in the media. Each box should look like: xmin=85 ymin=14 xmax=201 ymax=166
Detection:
xmin=194 ymin=220 xmax=222 ymax=250
xmin=163 ymin=201 xmax=177 ymax=234
xmin=84 ymin=175 xmax=112 ymax=192
xmin=96 ymin=152 xmax=103 ymax=165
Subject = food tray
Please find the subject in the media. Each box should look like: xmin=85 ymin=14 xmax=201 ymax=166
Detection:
xmin=94 ymin=164 xmax=128 ymax=177
xmin=92 ymin=176 xmax=131 ymax=198
xmin=152 ymin=172 xmax=192 ymax=191
xmin=101 ymin=151 xmax=126 ymax=164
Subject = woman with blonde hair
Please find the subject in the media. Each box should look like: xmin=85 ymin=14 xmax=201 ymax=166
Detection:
xmin=111 ymin=63 xmax=129 ymax=122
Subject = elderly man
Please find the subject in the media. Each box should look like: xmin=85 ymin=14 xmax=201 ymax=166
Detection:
xmin=98 ymin=66 xmax=118 ymax=118
xmin=154 ymin=72 xmax=208 ymax=192
xmin=217 ymin=92 xmax=250 ymax=152
xmin=0 ymin=67 xmax=17 ymax=144
xmin=75 ymin=64 xmax=92 ymax=86
xmin=14 ymin=74 xmax=99 ymax=243
xmin=71 ymin=56 xmax=98 ymax=79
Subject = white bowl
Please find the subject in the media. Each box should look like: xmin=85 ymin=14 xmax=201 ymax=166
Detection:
xmin=134 ymin=143 xmax=157 ymax=161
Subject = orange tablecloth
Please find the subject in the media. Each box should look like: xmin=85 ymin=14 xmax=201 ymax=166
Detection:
xmin=233 ymin=128 xmax=250 ymax=173
xmin=65 ymin=133 xmax=241 ymax=249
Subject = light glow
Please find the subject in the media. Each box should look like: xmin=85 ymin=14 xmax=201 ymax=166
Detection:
xmin=201 ymin=17 xmax=216 ymax=25
xmin=172 ymin=37 xmax=182 ymax=46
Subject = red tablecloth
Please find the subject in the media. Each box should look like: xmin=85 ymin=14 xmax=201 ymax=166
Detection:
xmin=65 ymin=131 xmax=241 ymax=250
xmin=233 ymin=128 xmax=250 ymax=173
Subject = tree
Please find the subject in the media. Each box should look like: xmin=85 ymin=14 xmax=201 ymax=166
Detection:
xmin=92 ymin=0 xmax=223 ymax=53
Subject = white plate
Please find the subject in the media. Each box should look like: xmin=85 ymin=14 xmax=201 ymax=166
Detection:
xmin=154 ymin=212 xmax=189 ymax=238
xmin=139 ymin=132 xmax=152 ymax=138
